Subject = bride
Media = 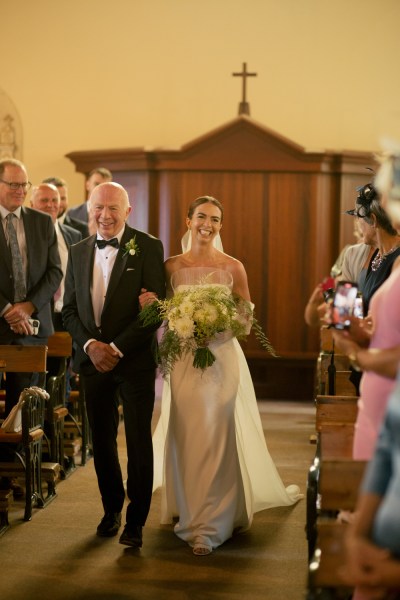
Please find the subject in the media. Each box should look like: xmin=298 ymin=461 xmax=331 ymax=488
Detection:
xmin=141 ymin=195 xmax=302 ymax=556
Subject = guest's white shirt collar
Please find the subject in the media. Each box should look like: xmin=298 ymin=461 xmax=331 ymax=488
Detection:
xmin=0 ymin=206 xmax=22 ymax=220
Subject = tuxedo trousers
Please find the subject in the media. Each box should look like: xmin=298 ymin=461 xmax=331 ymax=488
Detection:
xmin=82 ymin=367 xmax=156 ymax=525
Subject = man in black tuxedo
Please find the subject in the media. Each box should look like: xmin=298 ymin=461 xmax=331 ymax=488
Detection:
xmin=62 ymin=182 xmax=165 ymax=548
xmin=0 ymin=159 xmax=62 ymax=415
xmin=42 ymin=176 xmax=89 ymax=239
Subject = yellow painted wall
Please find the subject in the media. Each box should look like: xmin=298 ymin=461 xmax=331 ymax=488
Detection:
xmin=1 ymin=0 xmax=399 ymax=205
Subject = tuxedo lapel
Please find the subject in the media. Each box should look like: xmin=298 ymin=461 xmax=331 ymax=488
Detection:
xmin=80 ymin=237 xmax=98 ymax=329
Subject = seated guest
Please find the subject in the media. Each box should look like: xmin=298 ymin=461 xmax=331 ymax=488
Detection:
xmin=345 ymin=182 xmax=400 ymax=315
xmin=43 ymin=176 xmax=89 ymax=238
xmin=332 ymin=167 xmax=400 ymax=462
xmin=30 ymin=183 xmax=81 ymax=330
xmin=342 ymin=372 xmax=400 ymax=599
xmin=0 ymin=159 xmax=62 ymax=414
xmin=67 ymin=167 xmax=112 ymax=225
xmin=30 ymin=183 xmax=81 ymax=403
xmin=304 ymin=187 xmax=377 ymax=329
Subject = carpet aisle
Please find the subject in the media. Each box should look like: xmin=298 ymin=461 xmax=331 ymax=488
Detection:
xmin=0 ymin=400 xmax=315 ymax=600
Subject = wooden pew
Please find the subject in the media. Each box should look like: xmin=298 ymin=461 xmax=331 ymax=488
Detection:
xmin=64 ymin=377 xmax=91 ymax=467
xmin=0 ymin=345 xmax=65 ymax=525
xmin=317 ymin=352 xmax=350 ymax=396
xmin=46 ymin=332 xmax=73 ymax=477
xmin=306 ymin=394 xmax=358 ymax=558
xmin=0 ymin=372 xmax=47 ymax=521
xmin=307 ymin=460 xmax=367 ymax=599
xmin=308 ymin=522 xmax=350 ymax=597
xmin=316 ymin=395 xmax=358 ymax=431
xmin=320 ymin=327 xmax=334 ymax=353
xmin=319 ymin=459 xmax=366 ymax=512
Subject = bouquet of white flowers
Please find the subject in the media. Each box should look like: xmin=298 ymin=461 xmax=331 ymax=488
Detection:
xmin=140 ymin=283 xmax=276 ymax=375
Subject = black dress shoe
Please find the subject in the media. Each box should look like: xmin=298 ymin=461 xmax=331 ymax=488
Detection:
xmin=119 ymin=524 xmax=143 ymax=548
xmin=96 ymin=512 xmax=122 ymax=537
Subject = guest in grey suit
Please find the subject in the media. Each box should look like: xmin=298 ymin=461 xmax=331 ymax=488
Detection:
xmin=67 ymin=167 xmax=112 ymax=225
xmin=0 ymin=159 xmax=62 ymax=414
xmin=43 ymin=176 xmax=89 ymax=239
xmin=62 ymin=182 xmax=165 ymax=548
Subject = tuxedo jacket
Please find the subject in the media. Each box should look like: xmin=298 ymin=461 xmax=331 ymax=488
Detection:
xmin=0 ymin=207 xmax=63 ymax=340
xmin=62 ymin=213 xmax=89 ymax=238
xmin=59 ymin=222 xmax=82 ymax=247
xmin=62 ymin=224 xmax=166 ymax=376
xmin=67 ymin=203 xmax=88 ymax=225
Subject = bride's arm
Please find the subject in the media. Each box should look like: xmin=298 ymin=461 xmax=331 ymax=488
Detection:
xmin=139 ymin=261 xmax=173 ymax=309
xmin=231 ymin=261 xmax=251 ymax=302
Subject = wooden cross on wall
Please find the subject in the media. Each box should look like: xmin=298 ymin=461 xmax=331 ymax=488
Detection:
xmin=232 ymin=62 xmax=257 ymax=116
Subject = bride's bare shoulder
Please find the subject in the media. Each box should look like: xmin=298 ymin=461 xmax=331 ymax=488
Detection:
xmin=164 ymin=254 xmax=188 ymax=275
xmin=219 ymin=252 xmax=246 ymax=275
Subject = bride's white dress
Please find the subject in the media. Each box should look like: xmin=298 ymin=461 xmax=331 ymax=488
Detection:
xmin=152 ymin=267 xmax=302 ymax=550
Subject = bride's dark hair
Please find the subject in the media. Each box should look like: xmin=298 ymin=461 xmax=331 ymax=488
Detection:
xmin=187 ymin=196 xmax=224 ymax=223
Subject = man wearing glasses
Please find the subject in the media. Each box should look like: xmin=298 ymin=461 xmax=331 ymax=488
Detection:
xmin=0 ymin=158 xmax=62 ymax=415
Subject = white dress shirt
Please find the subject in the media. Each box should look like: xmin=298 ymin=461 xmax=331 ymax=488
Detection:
xmin=54 ymin=221 xmax=69 ymax=312
xmin=84 ymin=228 xmax=125 ymax=357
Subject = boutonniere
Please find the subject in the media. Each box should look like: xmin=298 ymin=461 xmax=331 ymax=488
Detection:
xmin=123 ymin=236 xmax=140 ymax=257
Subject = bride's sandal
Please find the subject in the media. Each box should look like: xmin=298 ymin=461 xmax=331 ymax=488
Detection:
xmin=193 ymin=544 xmax=212 ymax=556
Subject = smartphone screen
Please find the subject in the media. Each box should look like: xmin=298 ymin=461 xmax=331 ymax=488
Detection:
xmin=332 ymin=282 xmax=358 ymax=329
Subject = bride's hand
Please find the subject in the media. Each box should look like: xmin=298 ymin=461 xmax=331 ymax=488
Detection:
xmin=139 ymin=288 xmax=158 ymax=309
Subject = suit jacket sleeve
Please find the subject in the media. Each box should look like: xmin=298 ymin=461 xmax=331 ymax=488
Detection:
xmin=112 ymin=236 xmax=166 ymax=355
xmin=25 ymin=211 xmax=63 ymax=312
xmin=62 ymin=241 xmax=97 ymax=350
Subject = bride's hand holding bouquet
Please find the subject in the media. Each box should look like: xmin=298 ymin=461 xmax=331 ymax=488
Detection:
xmin=139 ymin=283 xmax=276 ymax=376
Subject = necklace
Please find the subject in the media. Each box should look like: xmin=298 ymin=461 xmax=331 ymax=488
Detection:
xmin=371 ymin=245 xmax=400 ymax=271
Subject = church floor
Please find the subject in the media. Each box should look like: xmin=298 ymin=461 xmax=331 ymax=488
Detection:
xmin=0 ymin=400 xmax=316 ymax=600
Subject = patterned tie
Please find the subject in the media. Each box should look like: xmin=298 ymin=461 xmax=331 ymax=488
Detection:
xmin=6 ymin=213 xmax=26 ymax=302
xmin=96 ymin=238 xmax=119 ymax=249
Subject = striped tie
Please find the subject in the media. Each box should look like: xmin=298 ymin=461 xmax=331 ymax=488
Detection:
xmin=6 ymin=213 xmax=26 ymax=302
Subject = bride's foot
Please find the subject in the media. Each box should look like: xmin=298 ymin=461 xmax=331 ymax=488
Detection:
xmin=193 ymin=544 xmax=212 ymax=556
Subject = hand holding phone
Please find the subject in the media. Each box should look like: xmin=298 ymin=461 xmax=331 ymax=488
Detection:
xmin=331 ymin=282 xmax=358 ymax=330
xmin=28 ymin=318 xmax=40 ymax=336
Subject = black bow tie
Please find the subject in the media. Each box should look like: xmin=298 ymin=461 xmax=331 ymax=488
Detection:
xmin=96 ymin=238 xmax=119 ymax=249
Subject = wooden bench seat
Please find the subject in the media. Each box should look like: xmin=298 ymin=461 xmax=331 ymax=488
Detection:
xmin=64 ymin=387 xmax=91 ymax=466
xmin=0 ymin=461 xmax=60 ymax=503
xmin=317 ymin=352 xmax=350 ymax=395
xmin=319 ymin=459 xmax=366 ymax=512
xmin=316 ymin=395 xmax=359 ymax=430
xmin=307 ymin=394 xmax=359 ymax=558
xmin=0 ymin=346 xmax=48 ymax=522
xmin=0 ymin=390 xmax=46 ymax=521
xmin=308 ymin=522 xmax=352 ymax=596
xmin=46 ymin=332 xmax=73 ymax=476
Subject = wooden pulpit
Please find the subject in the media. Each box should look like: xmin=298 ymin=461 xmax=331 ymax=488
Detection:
xmin=66 ymin=115 xmax=375 ymax=399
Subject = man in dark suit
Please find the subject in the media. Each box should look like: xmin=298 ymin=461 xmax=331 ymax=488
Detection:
xmin=0 ymin=159 xmax=62 ymax=415
xmin=30 ymin=182 xmax=82 ymax=330
xmin=67 ymin=167 xmax=112 ymax=225
xmin=42 ymin=176 xmax=89 ymax=239
xmin=62 ymin=182 xmax=165 ymax=548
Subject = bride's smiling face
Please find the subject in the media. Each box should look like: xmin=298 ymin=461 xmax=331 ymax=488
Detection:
xmin=186 ymin=202 xmax=222 ymax=244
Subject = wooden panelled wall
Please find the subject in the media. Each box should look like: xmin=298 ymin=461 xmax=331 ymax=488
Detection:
xmin=66 ymin=116 xmax=375 ymax=399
